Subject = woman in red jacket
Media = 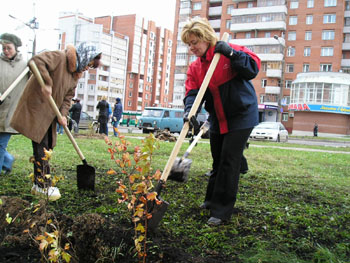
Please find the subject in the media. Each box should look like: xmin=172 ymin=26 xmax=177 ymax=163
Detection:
xmin=181 ymin=18 xmax=261 ymax=226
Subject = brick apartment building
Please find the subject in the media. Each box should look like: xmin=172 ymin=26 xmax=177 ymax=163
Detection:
xmin=96 ymin=15 xmax=174 ymax=112
xmin=59 ymin=12 xmax=173 ymax=119
xmin=171 ymin=0 xmax=350 ymax=136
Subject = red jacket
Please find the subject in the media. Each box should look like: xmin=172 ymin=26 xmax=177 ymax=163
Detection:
xmin=184 ymin=43 xmax=261 ymax=134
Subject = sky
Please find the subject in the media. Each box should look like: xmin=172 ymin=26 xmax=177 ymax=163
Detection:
xmin=0 ymin=0 xmax=176 ymax=58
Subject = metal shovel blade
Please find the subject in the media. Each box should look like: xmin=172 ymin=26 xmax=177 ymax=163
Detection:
xmin=168 ymin=157 xmax=192 ymax=182
xmin=77 ymin=164 xmax=95 ymax=191
xmin=147 ymin=198 xmax=169 ymax=231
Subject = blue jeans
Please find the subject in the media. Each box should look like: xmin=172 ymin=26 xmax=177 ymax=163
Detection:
xmin=0 ymin=133 xmax=14 ymax=173
xmin=113 ymin=119 xmax=120 ymax=136
xmin=57 ymin=124 xmax=64 ymax=134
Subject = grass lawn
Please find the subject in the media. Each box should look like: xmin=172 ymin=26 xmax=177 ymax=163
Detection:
xmin=0 ymin=132 xmax=349 ymax=263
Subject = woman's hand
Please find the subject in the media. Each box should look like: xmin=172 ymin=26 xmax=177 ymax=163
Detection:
xmin=58 ymin=116 xmax=67 ymax=127
xmin=214 ymin=41 xmax=236 ymax=58
xmin=41 ymin=84 xmax=52 ymax=98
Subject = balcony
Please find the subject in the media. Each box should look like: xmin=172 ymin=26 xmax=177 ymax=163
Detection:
xmin=257 ymin=53 xmax=284 ymax=62
xmin=345 ymin=11 xmax=350 ymax=17
xmin=209 ymin=19 xmax=221 ymax=29
xmin=176 ymin=45 xmax=188 ymax=53
xmin=176 ymin=59 xmax=187 ymax=66
xmin=209 ymin=0 xmax=222 ymax=3
xmin=265 ymin=86 xmax=281 ymax=95
xmin=341 ymin=59 xmax=350 ymax=67
xmin=180 ymin=8 xmax=191 ymax=15
xmin=342 ymin=42 xmax=350 ymax=50
xmin=209 ymin=6 xmax=222 ymax=16
xmin=230 ymin=37 xmax=285 ymax=47
xmin=266 ymin=69 xmax=282 ymax=78
xmin=231 ymin=5 xmax=287 ymax=16
xmin=175 ymin=73 xmax=187 ymax=80
xmin=344 ymin=26 xmax=350 ymax=33
xmin=231 ymin=21 xmax=286 ymax=32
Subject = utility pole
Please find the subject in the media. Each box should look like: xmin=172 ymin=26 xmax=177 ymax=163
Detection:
xmin=9 ymin=15 xmax=39 ymax=56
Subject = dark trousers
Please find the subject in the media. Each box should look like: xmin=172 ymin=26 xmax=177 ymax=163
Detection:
xmin=99 ymin=122 xmax=108 ymax=135
xmin=205 ymin=128 xmax=253 ymax=220
xmin=32 ymin=126 xmax=53 ymax=187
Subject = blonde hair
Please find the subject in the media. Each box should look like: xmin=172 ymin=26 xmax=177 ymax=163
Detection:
xmin=181 ymin=17 xmax=218 ymax=47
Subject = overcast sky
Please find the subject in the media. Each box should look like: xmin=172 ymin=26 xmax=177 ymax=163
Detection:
xmin=1 ymin=0 xmax=176 ymax=58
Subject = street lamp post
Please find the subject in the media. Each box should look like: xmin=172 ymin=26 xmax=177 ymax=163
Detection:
xmin=273 ymin=35 xmax=285 ymax=122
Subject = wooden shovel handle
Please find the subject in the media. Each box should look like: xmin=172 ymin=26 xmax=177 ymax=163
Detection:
xmin=28 ymin=60 xmax=86 ymax=162
xmin=0 ymin=66 xmax=29 ymax=104
xmin=160 ymin=32 xmax=229 ymax=181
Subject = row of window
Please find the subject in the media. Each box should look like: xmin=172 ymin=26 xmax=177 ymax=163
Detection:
xmin=289 ymin=14 xmax=336 ymax=26
xmin=290 ymin=0 xmax=337 ymax=9
xmin=285 ymin=64 xmax=333 ymax=73
xmin=288 ymin=30 xmax=335 ymax=41
xmin=287 ymin=46 xmax=334 ymax=57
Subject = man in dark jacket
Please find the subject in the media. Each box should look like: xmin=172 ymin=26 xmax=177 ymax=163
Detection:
xmin=112 ymin=97 xmax=123 ymax=136
xmin=69 ymin=98 xmax=82 ymax=134
xmin=96 ymin=96 xmax=109 ymax=135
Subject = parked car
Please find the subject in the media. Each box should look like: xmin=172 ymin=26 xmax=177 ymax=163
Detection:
xmin=78 ymin=111 xmax=98 ymax=131
xmin=249 ymin=122 xmax=288 ymax=142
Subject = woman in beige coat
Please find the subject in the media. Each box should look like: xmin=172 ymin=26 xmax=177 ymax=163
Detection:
xmin=0 ymin=33 xmax=28 ymax=174
xmin=11 ymin=43 xmax=101 ymax=201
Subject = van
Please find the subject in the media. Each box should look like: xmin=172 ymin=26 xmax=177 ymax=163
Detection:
xmin=138 ymin=107 xmax=184 ymax=133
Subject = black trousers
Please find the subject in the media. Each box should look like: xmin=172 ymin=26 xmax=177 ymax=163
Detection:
xmin=32 ymin=126 xmax=53 ymax=187
xmin=205 ymin=127 xmax=253 ymax=220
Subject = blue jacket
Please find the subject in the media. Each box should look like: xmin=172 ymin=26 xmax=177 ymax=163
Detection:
xmin=184 ymin=43 xmax=260 ymax=134
xmin=113 ymin=102 xmax=123 ymax=120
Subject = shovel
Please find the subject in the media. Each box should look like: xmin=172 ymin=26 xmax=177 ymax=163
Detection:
xmin=168 ymin=121 xmax=210 ymax=182
xmin=0 ymin=66 xmax=29 ymax=105
xmin=28 ymin=60 xmax=95 ymax=191
xmin=148 ymin=32 xmax=229 ymax=230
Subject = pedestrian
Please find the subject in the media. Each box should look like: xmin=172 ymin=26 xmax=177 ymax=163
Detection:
xmin=112 ymin=97 xmax=123 ymax=136
xmin=56 ymin=124 xmax=64 ymax=135
xmin=126 ymin=117 xmax=130 ymax=127
xmin=313 ymin=123 xmax=318 ymax=137
xmin=96 ymin=96 xmax=109 ymax=135
xmin=69 ymin=98 xmax=82 ymax=134
xmin=11 ymin=42 xmax=101 ymax=201
xmin=0 ymin=33 xmax=28 ymax=174
xmin=181 ymin=17 xmax=260 ymax=225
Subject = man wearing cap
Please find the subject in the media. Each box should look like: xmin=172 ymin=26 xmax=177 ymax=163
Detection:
xmin=69 ymin=98 xmax=82 ymax=134
xmin=112 ymin=98 xmax=123 ymax=136
xmin=0 ymin=33 xmax=28 ymax=174
xmin=11 ymin=42 xmax=101 ymax=201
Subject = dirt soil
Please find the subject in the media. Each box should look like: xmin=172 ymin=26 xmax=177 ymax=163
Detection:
xmin=0 ymin=196 xmax=230 ymax=263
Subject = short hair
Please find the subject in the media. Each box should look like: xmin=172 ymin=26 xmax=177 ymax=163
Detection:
xmin=181 ymin=17 xmax=218 ymax=47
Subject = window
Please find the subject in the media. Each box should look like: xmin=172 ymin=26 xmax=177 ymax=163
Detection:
xmin=226 ymin=20 xmax=231 ymax=29
xmin=305 ymin=31 xmax=312 ymax=40
xmin=227 ymin=5 xmax=234 ymax=14
xmin=320 ymin=64 xmax=332 ymax=71
xmin=286 ymin=64 xmax=294 ymax=73
xmin=129 ymin=91 xmax=132 ymax=97
xmin=89 ymin=74 xmax=96 ymax=80
xmin=128 ymin=100 xmax=132 ymax=107
xmin=261 ymin=79 xmax=267 ymax=88
xmin=324 ymin=0 xmax=337 ymax=7
xmin=282 ymin=113 xmax=289 ymax=122
xmin=265 ymin=32 xmax=271 ymax=38
xmin=248 ymin=2 xmax=253 ymax=8
xmin=290 ymin=0 xmax=299 ymax=8
xmin=289 ymin=16 xmax=298 ymax=25
xmin=287 ymin=47 xmax=296 ymax=57
xmin=307 ymin=0 xmax=314 ymax=7
xmin=261 ymin=62 xmax=267 ymax=72
xmin=323 ymin=14 xmax=336 ymax=23
xmin=321 ymin=47 xmax=334 ymax=56
xmin=304 ymin=47 xmax=311 ymax=56
xmin=285 ymin=80 xmax=292 ymax=89
xmin=288 ymin=31 xmax=296 ymax=41
xmin=303 ymin=64 xmax=310 ymax=72
xmin=346 ymin=0 xmax=350 ymax=10
xmin=246 ymin=32 xmax=251 ymax=39
xmin=306 ymin=15 xmax=313 ymax=25
xmin=193 ymin=2 xmax=202 ymax=10
xmin=322 ymin=30 xmax=335 ymax=40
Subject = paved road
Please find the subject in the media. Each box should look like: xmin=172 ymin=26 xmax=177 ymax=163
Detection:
xmin=288 ymin=138 xmax=350 ymax=148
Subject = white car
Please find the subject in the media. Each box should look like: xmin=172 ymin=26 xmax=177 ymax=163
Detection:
xmin=249 ymin=122 xmax=288 ymax=142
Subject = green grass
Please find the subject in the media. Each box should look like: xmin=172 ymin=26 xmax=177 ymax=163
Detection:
xmin=1 ymin=133 xmax=350 ymax=262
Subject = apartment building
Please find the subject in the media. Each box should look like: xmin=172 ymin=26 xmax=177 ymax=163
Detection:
xmin=96 ymin=15 xmax=174 ymax=112
xmin=58 ymin=12 xmax=129 ymax=119
xmin=171 ymin=0 xmax=350 ymax=136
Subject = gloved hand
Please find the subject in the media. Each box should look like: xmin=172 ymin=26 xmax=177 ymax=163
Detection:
xmin=214 ymin=41 xmax=236 ymax=58
xmin=183 ymin=111 xmax=201 ymax=135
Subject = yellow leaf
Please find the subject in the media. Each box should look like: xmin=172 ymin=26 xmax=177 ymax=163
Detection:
xmin=64 ymin=243 xmax=70 ymax=250
xmin=107 ymin=169 xmax=117 ymax=175
xmin=135 ymin=223 xmax=145 ymax=233
xmin=146 ymin=192 xmax=157 ymax=201
xmin=35 ymin=235 xmax=45 ymax=241
xmin=39 ymin=240 xmax=48 ymax=251
xmin=62 ymin=251 xmax=72 ymax=262
xmin=23 ymin=229 xmax=30 ymax=233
